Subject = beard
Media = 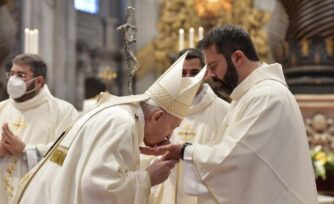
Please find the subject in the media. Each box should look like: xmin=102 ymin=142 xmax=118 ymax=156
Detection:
xmin=21 ymin=80 xmax=38 ymax=100
xmin=26 ymin=80 xmax=37 ymax=94
xmin=212 ymin=59 xmax=239 ymax=96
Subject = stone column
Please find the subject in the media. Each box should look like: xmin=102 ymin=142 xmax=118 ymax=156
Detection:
xmin=134 ymin=0 xmax=161 ymax=93
xmin=52 ymin=0 xmax=76 ymax=104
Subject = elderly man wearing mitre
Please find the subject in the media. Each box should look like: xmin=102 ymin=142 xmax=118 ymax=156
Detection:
xmin=12 ymin=51 xmax=207 ymax=204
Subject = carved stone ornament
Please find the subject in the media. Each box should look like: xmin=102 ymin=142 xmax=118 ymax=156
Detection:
xmin=306 ymin=113 xmax=334 ymax=151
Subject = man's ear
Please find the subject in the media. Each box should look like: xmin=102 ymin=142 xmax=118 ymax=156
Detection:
xmin=231 ymin=50 xmax=244 ymax=66
xmin=151 ymin=110 xmax=164 ymax=123
xmin=35 ymin=76 xmax=45 ymax=88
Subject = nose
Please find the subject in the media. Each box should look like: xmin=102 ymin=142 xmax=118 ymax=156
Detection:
xmin=182 ymin=72 xmax=191 ymax=77
xmin=205 ymin=70 xmax=216 ymax=80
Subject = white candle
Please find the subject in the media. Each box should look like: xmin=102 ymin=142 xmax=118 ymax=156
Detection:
xmin=33 ymin=29 xmax=39 ymax=54
xmin=189 ymin=27 xmax=195 ymax=48
xmin=178 ymin=28 xmax=184 ymax=51
xmin=28 ymin=30 xmax=35 ymax=54
xmin=24 ymin=28 xmax=30 ymax=53
xmin=198 ymin=26 xmax=204 ymax=41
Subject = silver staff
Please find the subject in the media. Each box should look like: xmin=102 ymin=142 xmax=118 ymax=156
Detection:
xmin=117 ymin=6 xmax=140 ymax=95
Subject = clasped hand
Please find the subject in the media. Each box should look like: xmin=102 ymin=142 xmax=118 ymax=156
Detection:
xmin=0 ymin=123 xmax=26 ymax=157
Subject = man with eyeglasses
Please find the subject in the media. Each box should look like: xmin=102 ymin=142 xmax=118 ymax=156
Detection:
xmin=141 ymin=48 xmax=230 ymax=204
xmin=0 ymin=54 xmax=78 ymax=204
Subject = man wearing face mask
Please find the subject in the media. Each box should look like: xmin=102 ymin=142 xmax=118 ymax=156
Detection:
xmin=0 ymin=54 xmax=78 ymax=204
xmin=141 ymin=25 xmax=318 ymax=203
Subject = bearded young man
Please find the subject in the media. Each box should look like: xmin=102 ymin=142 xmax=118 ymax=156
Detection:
xmin=142 ymin=25 xmax=318 ymax=204
xmin=0 ymin=54 xmax=78 ymax=204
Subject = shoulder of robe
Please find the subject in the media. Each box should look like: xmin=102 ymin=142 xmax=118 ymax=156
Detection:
xmin=97 ymin=104 xmax=136 ymax=124
xmin=51 ymin=97 xmax=78 ymax=112
xmin=215 ymin=97 xmax=230 ymax=109
xmin=247 ymin=80 xmax=287 ymax=99
xmin=0 ymin=99 xmax=9 ymax=112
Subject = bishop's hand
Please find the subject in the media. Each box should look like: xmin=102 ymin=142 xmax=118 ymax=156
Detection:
xmin=145 ymin=152 xmax=178 ymax=186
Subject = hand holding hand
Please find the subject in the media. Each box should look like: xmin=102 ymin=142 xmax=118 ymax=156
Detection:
xmin=146 ymin=152 xmax=178 ymax=186
xmin=140 ymin=143 xmax=182 ymax=161
xmin=1 ymin=123 xmax=25 ymax=155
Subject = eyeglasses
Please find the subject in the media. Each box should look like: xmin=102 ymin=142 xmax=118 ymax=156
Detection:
xmin=5 ymin=71 xmax=32 ymax=79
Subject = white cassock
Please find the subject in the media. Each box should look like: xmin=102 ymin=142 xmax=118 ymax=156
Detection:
xmin=14 ymin=95 xmax=152 ymax=204
xmin=147 ymin=84 xmax=229 ymax=204
xmin=183 ymin=63 xmax=318 ymax=204
xmin=0 ymin=86 xmax=78 ymax=204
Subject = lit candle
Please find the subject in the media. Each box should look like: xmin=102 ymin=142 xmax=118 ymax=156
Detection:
xmin=28 ymin=30 xmax=35 ymax=54
xmin=24 ymin=28 xmax=30 ymax=53
xmin=198 ymin=26 xmax=204 ymax=41
xmin=178 ymin=28 xmax=184 ymax=51
xmin=33 ymin=29 xmax=39 ymax=54
xmin=189 ymin=27 xmax=195 ymax=48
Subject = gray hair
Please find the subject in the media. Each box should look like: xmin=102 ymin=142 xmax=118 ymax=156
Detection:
xmin=140 ymin=99 xmax=164 ymax=119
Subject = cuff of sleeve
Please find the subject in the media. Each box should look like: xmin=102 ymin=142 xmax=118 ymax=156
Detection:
xmin=24 ymin=145 xmax=38 ymax=170
xmin=22 ymin=144 xmax=36 ymax=160
xmin=140 ymin=170 xmax=152 ymax=201
xmin=24 ymin=144 xmax=35 ymax=151
xmin=183 ymin=144 xmax=194 ymax=161
xmin=143 ymin=170 xmax=152 ymax=189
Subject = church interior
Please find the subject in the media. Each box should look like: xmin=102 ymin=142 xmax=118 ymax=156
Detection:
xmin=1 ymin=0 xmax=334 ymax=201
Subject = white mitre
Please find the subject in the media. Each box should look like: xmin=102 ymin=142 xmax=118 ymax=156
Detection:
xmin=96 ymin=52 xmax=206 ymax=119
xmin=145 ymin=51 xmax=206 ymax=118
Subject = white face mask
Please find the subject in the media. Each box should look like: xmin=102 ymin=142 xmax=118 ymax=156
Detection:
xmin=7 ymin=76 xmax=37 ymax=99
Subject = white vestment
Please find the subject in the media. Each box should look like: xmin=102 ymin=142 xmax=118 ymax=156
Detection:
xmin=148 ymin=84 xmax=229 ymax=204
xmin=15 ymin=97 xmax=152 ymax=204
xmin=185 ymin=63 xmax=318 ymax=204
xmin=0 ymin=86 xmax=78 ymax=204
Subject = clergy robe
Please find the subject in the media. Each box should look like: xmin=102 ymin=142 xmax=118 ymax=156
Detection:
xmin=147 ymin=84 xmax=229 ymax=204
xmin=0 ymin=85 xmax=78 ymax=204
xmin=185 ymin=63 xmax=318 ymax=203
xmin=14 ymin=96 xmax=152 ymax=204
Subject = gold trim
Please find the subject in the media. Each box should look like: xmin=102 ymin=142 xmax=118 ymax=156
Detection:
xmin=49 ymin=145 xmax=68 ymax=166
xmin=146 ymin=83 xmax=189 ymax=118
xmin=325 ymin=37 xmax=333 ymax=56
xmin=301 ymin=38 xmax=309 ymax=56
xmin=295 ymin=94 xmax=334 ymax=100
xmin=4 ymin=157 xmax=17 ymax=201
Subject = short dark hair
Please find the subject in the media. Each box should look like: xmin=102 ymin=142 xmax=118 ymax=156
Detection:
xmin=198 ymin=25 xmax=260 ymax=61
xmin=12 ymin=54 xmax=47 ymax=79
xmin=85 ymin=77 xmax=107 ymax=99
xmin=176 ymin=48 xmax=205 ymax=67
